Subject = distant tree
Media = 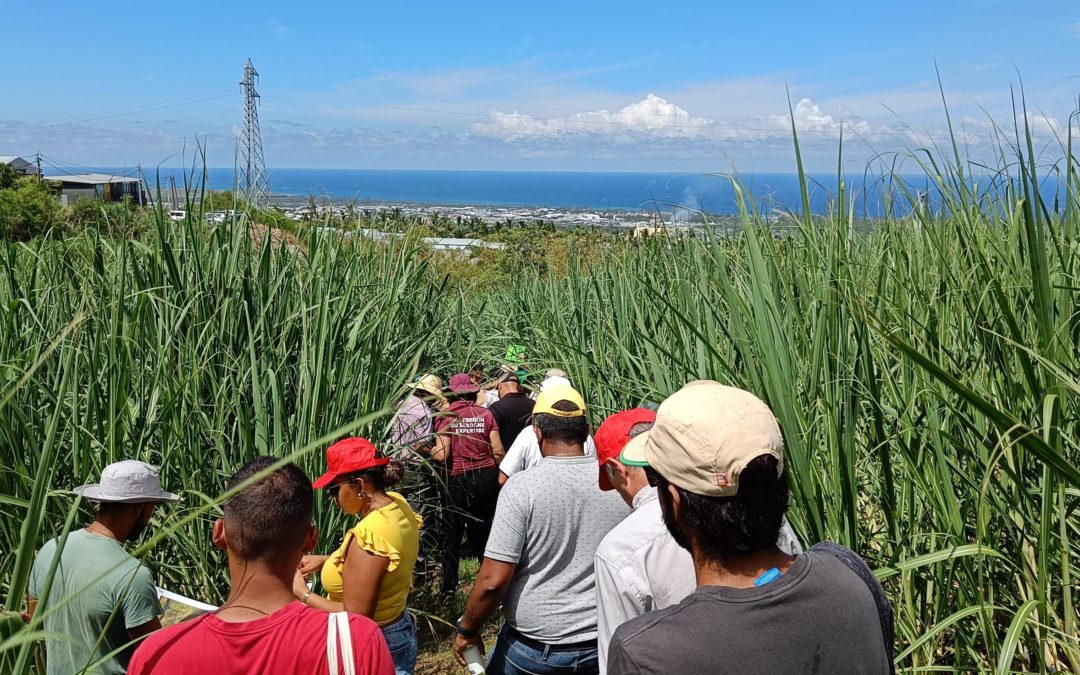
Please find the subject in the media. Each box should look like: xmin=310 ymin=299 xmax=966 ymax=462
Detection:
xmin=0 ymin=164 xmax=18 ymax=190
xmin=0 ymin=177 xmax=64 ymax=240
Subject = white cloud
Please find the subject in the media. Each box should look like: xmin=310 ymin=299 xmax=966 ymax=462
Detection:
xmin=473 ymin=94 xmax=879 ymax=145
xmin=267 ymin=21 xmax=290 ymax=38
xmin=1016 ymin=112 xmax=1062 ymax=137
xmin=472 ymin=94 xmax=713 ymax=142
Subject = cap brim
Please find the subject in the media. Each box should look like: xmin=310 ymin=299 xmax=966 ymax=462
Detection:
xmin=533 ymin=408 xmax=586 ymax=418
xmin=74 ymin=484 xmax=181 ymax=503
xmin=618 ymin=434 xmax=650 ymax=467
xmin=312 ymin=471 xmax=340 ymax=489
xmin=412 ymin=384 xmax=443 ymax=398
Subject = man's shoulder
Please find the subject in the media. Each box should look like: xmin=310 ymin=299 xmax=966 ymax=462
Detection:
xmin=131 ymin=611 xmax=212 ymax=664
xmin=595 ymin=502 xmax=665 ymax=564
xmin=134 ymin=606 xmax=381 ymax=656
xmin=500 ymin=466 xmax=540 ymax=494
xmin=291 ymin=604 xmax=381 ymax=636
xmin=610 ymin=594 xmax=695 ymax=647
xmin=32 ymin=537 xmax=59 ymax=567
xmin=343 ymin=610 xmax=382 ymax=638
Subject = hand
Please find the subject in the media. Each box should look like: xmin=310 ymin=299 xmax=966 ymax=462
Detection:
xmin=298 ymin=554 xmax=329 ymax=577
xmin=453 ymin=633 xmax=485 ymax=668
xmin=292 ymin=570 xmax=312 ymax=599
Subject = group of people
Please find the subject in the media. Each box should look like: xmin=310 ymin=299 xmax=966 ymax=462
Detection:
xmin=26 ymin=359 xmax=897 ymax=674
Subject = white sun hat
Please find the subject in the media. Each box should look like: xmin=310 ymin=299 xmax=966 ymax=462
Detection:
xmin=74 ymin=460 xmax=181 ymax=503
xmin=539 ymin=375 xmax=572 ymax=391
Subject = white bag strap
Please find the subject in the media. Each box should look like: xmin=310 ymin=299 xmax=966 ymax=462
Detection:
xmin=327 ymin=612 xmax=356 ymax=675
xmin=336 ymin=612 xmax=356 ymax=675
xmin=326 ymin=612 xmax=340 ymax=675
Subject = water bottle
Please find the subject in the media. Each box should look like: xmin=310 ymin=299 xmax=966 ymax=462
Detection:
xmin=462 ymin=644 xmax=486 ymax=674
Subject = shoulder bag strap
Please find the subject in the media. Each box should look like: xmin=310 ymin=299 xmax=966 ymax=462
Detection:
xmin=326 ymin=612 xmax=340 ymax=675
xmin=334 ymin=612 xmax=357 ymax=675
xmin=809 ymin=542 xmax=896 ymax=675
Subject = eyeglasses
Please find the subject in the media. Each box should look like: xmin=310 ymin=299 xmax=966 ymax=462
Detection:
xmin=644 ymin=467 xmax=667 ymax=488
xmin=328 ymin=477 xmax=364 ymax=497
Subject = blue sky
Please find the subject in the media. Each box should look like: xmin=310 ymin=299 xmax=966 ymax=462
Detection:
xmin=3 ymin=0 xmax=1078 ymax=172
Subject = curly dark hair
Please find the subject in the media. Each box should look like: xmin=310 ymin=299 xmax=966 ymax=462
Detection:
xmin=341 ymin=460 xmax=405 ymax=492
xmin=658 ymin=454 xmax=788 ymax=562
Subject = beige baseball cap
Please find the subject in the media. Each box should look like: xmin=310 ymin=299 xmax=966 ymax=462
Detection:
xmin=620 ymin=380 xmax=784 ymax=497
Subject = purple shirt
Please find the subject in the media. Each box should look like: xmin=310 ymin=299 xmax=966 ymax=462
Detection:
xmin=391 ymin=395 xmax=435 ymax=458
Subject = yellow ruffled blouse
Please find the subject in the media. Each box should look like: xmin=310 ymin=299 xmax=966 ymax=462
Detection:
xmin=320 ymin=491 xmax=421 ymax=625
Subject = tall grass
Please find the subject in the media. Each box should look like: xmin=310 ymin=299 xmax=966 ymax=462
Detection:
xmin=1 ymin=97 xmax=1078 ymax=673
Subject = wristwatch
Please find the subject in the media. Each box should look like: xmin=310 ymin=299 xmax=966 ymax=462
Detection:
xmin=455 ymin=617 xmax=480 ymax=638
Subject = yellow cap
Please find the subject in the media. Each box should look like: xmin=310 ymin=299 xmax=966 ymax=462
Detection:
xmin=640 ymin=380 xmax=783 ymax=497
xmin=533 ymin=385 xmax=587 ymax=418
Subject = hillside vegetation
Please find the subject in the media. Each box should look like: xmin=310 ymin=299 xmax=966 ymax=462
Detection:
xmin=1 ymin=116 xmax=1078 ymax=673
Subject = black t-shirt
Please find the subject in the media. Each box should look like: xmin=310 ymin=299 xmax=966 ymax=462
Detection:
xmin=607 ymin=550 xmax=892 ymax=675
xmin=489 ymin=393 xmax=535 ymax=449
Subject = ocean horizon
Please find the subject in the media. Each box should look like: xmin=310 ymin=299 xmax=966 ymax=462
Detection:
xmin=46 ymin=167 xmax=1047 ymax=217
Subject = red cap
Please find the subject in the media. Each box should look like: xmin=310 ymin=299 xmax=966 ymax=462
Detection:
xmin=312 ymin=437 xmax=389 ymax=489
xmin=594 ymin=408 xmax=657 ymax=491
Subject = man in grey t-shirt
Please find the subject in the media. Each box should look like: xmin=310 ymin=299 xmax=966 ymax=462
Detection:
xmin=607 ymin=381 xmax=893 ymax=674
xmin=453 ymin=385 xmax=628 ymax=675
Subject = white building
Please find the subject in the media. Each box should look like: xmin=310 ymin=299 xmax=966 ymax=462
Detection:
xmin=42 ymin=173 xmax=145 ymax=205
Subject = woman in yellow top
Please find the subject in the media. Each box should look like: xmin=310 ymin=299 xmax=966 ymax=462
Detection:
xmin=295 ymin=437 xmax=421 ymax=675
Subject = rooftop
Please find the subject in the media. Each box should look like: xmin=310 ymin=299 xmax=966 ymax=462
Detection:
xmin=43 ymin=173 xmax=140 ymax=185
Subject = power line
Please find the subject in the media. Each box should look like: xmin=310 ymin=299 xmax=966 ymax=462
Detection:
xmin=0 ymin=93 xmax=239 ymax=139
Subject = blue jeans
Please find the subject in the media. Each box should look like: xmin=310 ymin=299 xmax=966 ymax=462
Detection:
xmin=486 ymin=624 xmax=599 ymax=675
xmin=380 ymin=611 xmax=417 ymax=675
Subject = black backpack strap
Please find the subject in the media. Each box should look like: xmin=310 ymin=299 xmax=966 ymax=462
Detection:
xmin=809 ymin=541 xmax=896 ymax=674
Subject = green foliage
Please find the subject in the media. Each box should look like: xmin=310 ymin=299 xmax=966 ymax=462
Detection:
xmin=0 ymin=165 xmax=19 ymax=190
xmin=0 ymin=178 xmax=64 ymax=240
xmin=2 ymin=96 xmax=1080 ymax=673
xmin=65 ymin=198 xmax=149 ymax=239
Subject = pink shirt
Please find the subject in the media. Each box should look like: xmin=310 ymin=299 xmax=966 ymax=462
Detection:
xmin=127 ymin=601 xmax=394 ymax=675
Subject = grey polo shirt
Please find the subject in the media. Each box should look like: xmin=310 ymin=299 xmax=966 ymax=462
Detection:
xmin=484 ymin=454 xmax=629 ymax=644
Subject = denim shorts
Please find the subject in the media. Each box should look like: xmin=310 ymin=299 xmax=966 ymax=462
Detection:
xmin=380 ymin=611 xmax=417 ymax=675
xmin=486 ymin=624 xmax=599 ymax=675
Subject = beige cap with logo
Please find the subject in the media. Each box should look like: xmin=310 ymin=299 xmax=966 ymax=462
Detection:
xmin=620 ymin=380 xmax=783 ymax=497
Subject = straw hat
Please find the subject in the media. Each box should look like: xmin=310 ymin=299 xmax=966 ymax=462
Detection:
xmin=409 ymin=374 xmax=444 ymax=399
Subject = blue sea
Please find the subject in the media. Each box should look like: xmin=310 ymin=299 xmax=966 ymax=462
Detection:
xmin=55 ymin=167 xmax=1052 ymax=217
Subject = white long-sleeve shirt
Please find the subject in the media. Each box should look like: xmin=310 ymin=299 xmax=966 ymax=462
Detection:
xmin=593 ymin=486 xmax=804 ymax=671
xmin=498 ymin=424 xmax=596 ymax=478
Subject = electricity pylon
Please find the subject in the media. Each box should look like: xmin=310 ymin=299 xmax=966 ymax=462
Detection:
xmin=238 ymin=59 xmax=269 ymax=208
